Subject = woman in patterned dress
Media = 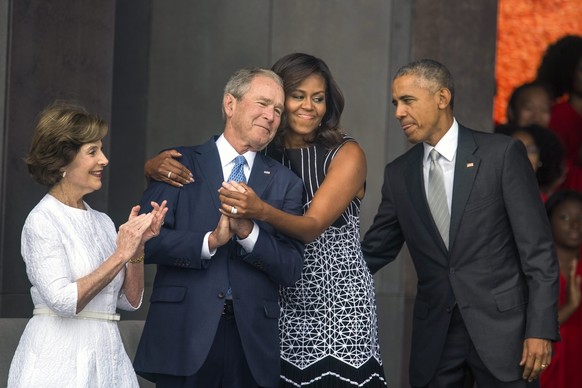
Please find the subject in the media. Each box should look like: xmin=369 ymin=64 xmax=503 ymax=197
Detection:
xmin=8 ymin=102 xmax=167 ymax=388
xmin=145 ymin=53 xmax=387 ymax=387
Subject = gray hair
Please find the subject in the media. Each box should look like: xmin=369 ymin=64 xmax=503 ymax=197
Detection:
xmin=394 ymin=59 xmax=455 ymax=109
xmin=222 ymin=68 xmax=283 ymax=118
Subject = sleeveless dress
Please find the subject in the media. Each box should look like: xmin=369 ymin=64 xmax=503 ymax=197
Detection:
xmin=266 ymin=137 xmax=387 ymax=387
xmin=8 ymin=194 xmax=140 ymax=388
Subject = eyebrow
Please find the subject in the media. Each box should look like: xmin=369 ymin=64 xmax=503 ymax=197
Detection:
xmin=256 ymin=97 xmax=273 ymax=104
xmin=258 ymin=97 xmax=284 ymax=111
xmin=396 ymin=94 xmax=415 ymax=100
xmin=293 ymin=88 xmax=326 ymax=94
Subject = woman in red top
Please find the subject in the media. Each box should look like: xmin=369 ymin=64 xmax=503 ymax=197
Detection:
xmin=542 ymin=190 xmax=582 ymax=387
xmin=537 ymin=35 xmax=582 ymax=191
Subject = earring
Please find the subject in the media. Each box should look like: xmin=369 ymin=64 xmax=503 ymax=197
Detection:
xmin=62 ymin=170 xmax=66 ymax=178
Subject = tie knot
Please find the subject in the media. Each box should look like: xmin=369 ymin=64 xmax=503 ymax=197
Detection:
xmin=234 ymin=155 xmax=247 ymax=167
xmin=228 ymin=155 xmax=248 ymax=184
xmin=430 ymin=149 xmax=440 ymax=162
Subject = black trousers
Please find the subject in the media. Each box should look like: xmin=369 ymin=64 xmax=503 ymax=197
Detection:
xmin=156 ymin=301 xmax=263 ymax=388
xmin=414 ymin=306 xmax=539 ymax=388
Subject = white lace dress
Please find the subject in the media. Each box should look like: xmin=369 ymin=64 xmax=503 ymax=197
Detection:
xmin=8 ymin=194 xmax=141 ymax=388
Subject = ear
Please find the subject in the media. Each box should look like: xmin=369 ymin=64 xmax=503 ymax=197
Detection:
xmin=223 ymin=93 xmax=236 ymax=118
xmin=436 ymin=88 xmax=452 ymax=110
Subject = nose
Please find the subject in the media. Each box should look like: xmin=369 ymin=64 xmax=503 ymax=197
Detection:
xmin=263 ymin=106 xmax=275 ymax=122
xmin=301 ymin=98 xmax=314 ymax=110
xmin=534 ymin=111 xmax=549 ymax=127
xmin=99 ymin=150 xmax=109 ymax=166
xmin=394 ymin=103 xmax=406 ymax=119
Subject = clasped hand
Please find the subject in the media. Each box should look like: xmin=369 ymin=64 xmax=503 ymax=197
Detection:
xmin=217 ymin=181 xmax=265 ymax=220
xmin=209 ymin=182 xmax=257 ymax=250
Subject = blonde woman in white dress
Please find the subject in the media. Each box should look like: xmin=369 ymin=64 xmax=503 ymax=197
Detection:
xmin=7 ymin=102 xmax=167 ymax=388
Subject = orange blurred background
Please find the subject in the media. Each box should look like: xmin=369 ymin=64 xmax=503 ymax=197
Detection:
xmin=494 ymin=0 xmax=582 ymax=125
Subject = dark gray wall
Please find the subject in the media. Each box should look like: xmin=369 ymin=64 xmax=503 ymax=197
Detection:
xmin=0 ymin=0 xmax=9 ymax=315
xmin=0 ymin=1 xmax=498 ymax=386
xmin=0 ymin=0 xmax=116 ymax=317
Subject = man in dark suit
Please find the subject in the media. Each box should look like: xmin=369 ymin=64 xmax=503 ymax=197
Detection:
xmin=362 ymin=59 xmax=559 ymax=387
xmin=133 ymin=68 xmax=305 ymax=388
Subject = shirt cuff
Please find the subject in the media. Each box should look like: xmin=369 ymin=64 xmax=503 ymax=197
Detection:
xmin=236 ymin=221 xmax=259 ymax=253
xmin=202 ymin=231 xmax=216 ymax=259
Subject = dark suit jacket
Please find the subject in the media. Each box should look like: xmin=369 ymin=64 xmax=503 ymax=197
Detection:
xmin=133 ymin=137 xmax=305 ymax=387
xmin=362 ymin=124 xmax=559 ymax=386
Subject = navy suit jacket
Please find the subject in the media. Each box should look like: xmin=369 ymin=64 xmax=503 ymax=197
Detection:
xmin=133 ymin=137 xmax=305 ymax=386
xmin=362 ymin=125 xmax=559 ymax=385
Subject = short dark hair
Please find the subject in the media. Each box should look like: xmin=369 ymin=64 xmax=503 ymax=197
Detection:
xmin=493 ymin=123 xmax=521 ymax=137
xmin=394 ymin=59 xmax=455 ymax=109
xmin=271 ymin=53 xmax=345 ymax=148
xmin=529 ymin=124 xmax=565 ymax=190
xmin=25 ymin=101 xmax=108 ymax=186
xmin=506 ymin=81 xmax=551 ymax=125
xmin=546 ymin=189 xmax=582 ymax=219
xmin=536 ymin=35 xmax=582 ymax=99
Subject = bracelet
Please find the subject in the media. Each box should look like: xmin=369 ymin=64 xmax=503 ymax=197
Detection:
xmin=129 ymin=255 xmax=144 ymax=264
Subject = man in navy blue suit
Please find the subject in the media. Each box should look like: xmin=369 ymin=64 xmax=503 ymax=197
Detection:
xmin=134 ymin=68 xmax=305 ymax=388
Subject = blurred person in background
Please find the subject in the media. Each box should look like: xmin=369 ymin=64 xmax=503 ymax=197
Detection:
xmin=537 ymin=35 xmax=582 ymax=191
xmin=541 ymin=190 xmax=582 ymax=387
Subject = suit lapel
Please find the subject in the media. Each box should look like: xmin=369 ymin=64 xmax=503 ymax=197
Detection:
xmin=449 ymin=126 xmax=479 ymax=250
xmin=195 ymin=137 xmax=225 ymax=210
xmin=247 ymin=153 xmax=274 ymax=197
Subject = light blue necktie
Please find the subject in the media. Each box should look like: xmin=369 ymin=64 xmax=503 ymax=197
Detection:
xmin=226 ymin=155 xmax=247 ymax=299
xmin=228 ymin=155 xmax=247 ymax=184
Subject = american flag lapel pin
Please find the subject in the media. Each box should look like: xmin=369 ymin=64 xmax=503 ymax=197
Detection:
xmin=466 ymin=162 xmax=474 ymax=168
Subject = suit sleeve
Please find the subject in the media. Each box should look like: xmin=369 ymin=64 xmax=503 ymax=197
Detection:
xmin=140 ymin=180 xmax=211 ymax=270
xmin=361 ymin=163 xmax=406 ymax=274
xmin=502 ymin=139 xmax=560 ymax=341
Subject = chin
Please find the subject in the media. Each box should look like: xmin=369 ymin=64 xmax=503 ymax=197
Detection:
xmin=406 ymin=136 xmax=422 ymax=144
xmin=250 ymin=141 xmax=270 ymax=152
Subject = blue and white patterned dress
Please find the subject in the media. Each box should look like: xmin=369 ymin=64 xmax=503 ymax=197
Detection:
xmin=266 ymin=136 xmax=387 ymax=387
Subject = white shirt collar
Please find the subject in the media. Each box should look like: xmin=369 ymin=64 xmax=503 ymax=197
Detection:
xmin=423 ymin=118 xmax=459 ymax=163
xmin=215 ymin=134 xmax=256 ymax=171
